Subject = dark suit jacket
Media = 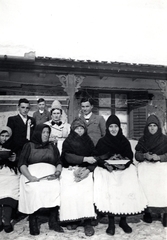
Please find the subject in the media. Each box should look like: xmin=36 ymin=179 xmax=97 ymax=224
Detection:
xmin=7 ymin=114 xmax=36 ymax=154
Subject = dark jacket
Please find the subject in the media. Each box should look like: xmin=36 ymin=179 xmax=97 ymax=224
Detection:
xmin=7 ymin=114 xmax=36 ymax=154
xmin=33 ymin=109 xmax=50 ymax=125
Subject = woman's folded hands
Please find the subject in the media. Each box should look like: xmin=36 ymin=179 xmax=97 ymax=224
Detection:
xmin=74 ymin=167 xmax=90 ymax=182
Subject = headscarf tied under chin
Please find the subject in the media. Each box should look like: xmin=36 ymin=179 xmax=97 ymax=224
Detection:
xmin=95 ymin=115 xmax=133 ymax=160
xmin=106 ymin=114 xmax=122 ymax=138
xmin=0 ymin=126 xmax=12 ymax=138
xmin=135 ymin=114 xmax=167 ymax=154
xmin=70 ymin=117 xmax=87 ymax=132
xmin=31 ymin=124 xmax=51 ymax=146
xmin=143 ymin=114 xmax=162 ymax=148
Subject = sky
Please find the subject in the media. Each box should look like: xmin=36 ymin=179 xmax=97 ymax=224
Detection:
xmin=0 ymin=0 xmax=167 ymax=65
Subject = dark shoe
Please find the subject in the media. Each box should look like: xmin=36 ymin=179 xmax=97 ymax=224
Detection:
xmin=84 ymin=225 xmax=95 ymax=236
xmin=119 ymin=220 xmax=132 ymax=234
xmin=0 ymin=224 xmax=3 ymax=232
xmin=49 ymin=221 xmax=64 ymax=232
xmin=106 ymin=225 xmax=115 ymax=235
xmin=143 ymin=212 xmax=152 ymax=223
xmin=162 ymin=213 xmax=167 ymax=227
xmin=29 ymin=215 xmax=39 ymax=235
xmin=4 ymin=223 xmax=13 ymax=233
xmin=67 ymin=224 xmax=78 ymax=230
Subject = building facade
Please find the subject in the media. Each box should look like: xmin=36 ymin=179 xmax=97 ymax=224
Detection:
xmin=0 ymin=54 xmax=167 ymax=139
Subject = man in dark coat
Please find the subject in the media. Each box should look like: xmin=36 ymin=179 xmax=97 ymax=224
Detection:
xmin=7 ymin=98 xmax=36 ymax=161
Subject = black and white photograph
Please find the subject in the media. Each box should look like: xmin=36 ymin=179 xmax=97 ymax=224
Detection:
xmin=0 ymin=0 xmax=167 ymax=239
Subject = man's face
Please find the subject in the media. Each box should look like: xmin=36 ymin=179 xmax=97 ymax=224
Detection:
xmin=38 ymin=101 xmax=45 ymax=111
xmin=81 ymin=101 xmax=93 ymax=115
xmin=18 ymin=103 xmax=30 ymax=117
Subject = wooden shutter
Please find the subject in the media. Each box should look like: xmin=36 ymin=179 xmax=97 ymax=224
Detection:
xmin=129 ymin=91 xmax=148 ymax=140
xmin=132 ymin=106 xmax=147 ymax=139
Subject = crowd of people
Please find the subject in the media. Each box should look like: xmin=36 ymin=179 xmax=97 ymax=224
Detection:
xmin=0 ymin=96 xmax=166 ymax=237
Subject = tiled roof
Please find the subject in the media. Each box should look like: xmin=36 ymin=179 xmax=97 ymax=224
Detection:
xmin=0 ymin=55 xmax=167 ymax=79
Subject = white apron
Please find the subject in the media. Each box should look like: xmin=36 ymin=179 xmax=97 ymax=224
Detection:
xmin=94 ymin=164 xmax=147 ymax=215
xmin=0 ymin=166 xmax=20 ymax=200
xmin=60 ymin=167 xmax=96 ymax=221
xmin=19 ymin=163 xmax=60 ymax=214
xmin=137 ymin=161 xmax=167 ymax=207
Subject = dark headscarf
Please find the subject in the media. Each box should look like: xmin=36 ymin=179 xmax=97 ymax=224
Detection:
xmin=31 ymin=124 xmax=51 ymax=147
xmin=70 ymin=117 xmax=87 ymax=132
xmin=61 ymin=118 xmax=95 ymax=166
xmin=135 ymin=115 xmax=167 ymax=154
xmin=0 ymin=126 xmax=17 ymax=173
xmin=95 ymin=115 xmax=133 ymax=160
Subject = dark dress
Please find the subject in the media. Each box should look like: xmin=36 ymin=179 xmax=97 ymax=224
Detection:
xmin=93 ymin=122 xmax=147 ymax=215
xmin=18 ymin=124 xmax=61 ymax=214
xmin=0 ymin=141 xmax=19 ymax=209
xmin=59 ymin=127 xmax=96 ymax=221
xmin=135 ymin=115 xmax=167 ymax=208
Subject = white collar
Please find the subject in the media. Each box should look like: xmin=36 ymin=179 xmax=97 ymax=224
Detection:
xmin=19 ymin=113 xmax=27 ymax=124
xmin=84 ymin=112 xmax=92 ymax=119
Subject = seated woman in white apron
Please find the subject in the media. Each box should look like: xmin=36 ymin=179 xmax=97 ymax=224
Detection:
xmin=60 ymin=118 xmax=97 ymax=237
xmin=45 ymin=100 xmax=70 ymax=154
xmin=94 ymin=115 xmax=147 ymax=236
xmin=0 ymin=126 xmax=19 ymax=233
xmin=18 ymin=124 xmax=64 ymax=236
xmin=135 ymin=114 xmax=167 ymax=227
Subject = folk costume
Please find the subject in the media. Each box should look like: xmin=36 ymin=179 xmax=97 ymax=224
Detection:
xmin=60 ymin=118 xmax=96 ymax=236
xmin=94 ymin=115 xmax=147 ymax=235
xmin=18 ymin=124 xmax=63 ymax=235
xmin=45 ymin=100 xmax=70 ymax=154
xmin=135 ymin=115 xmax=167 ymax=226
xmin=0 ymin=126 xmax=19 ymax=233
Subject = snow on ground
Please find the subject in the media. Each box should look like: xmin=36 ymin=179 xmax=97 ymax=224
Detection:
xmin=1 ymin=214 xmax=167 ymax=240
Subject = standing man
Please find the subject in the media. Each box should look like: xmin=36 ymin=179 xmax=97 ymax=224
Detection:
xmin=7 ymin=98 xmax=36 ymax=161
xmin=33 ymin=98 xmax=50 ymax=125
xmin=79 ymin=97 xmax=106 ymax=146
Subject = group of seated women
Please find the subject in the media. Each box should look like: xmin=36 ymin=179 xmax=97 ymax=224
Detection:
xmin=0 ymin=113 xmax=166 ymax=236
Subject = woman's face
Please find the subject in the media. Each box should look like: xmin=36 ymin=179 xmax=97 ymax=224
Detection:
xmin=148 ymin=123 xmax=158 ymax=135
xmin=0 ymin=132 xmax=10 ymax=144
xmin=41 ymin=127 xmax=50 ymax=142
xmin=74 ymin=126 xmax=85 ymax=136
xmin=51 ymin=109 xmax=62 ymax=122
xmin=108 ymin=124 xmax=119 ymax=136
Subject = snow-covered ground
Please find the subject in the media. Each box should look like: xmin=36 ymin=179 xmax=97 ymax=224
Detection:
xmin=1 ymin=214 xmax=167 ymax=240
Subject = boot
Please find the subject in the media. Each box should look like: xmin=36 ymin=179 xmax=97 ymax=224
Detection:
xmin=29 ymin=212 xmax=39 ymax=235
xmin=119 ymin=217 xmax=132 ymax=234
xmin=84 ymin=219 xmax=95 ymax=236
xmin=162 ymin=213 xmax=167 ymax=227
xmin=48 ymin=207 xmax=64 ymax=232
xmin=143 ymin=212 xmax=152 ymax=223
xmin=2 ymin=205 xmax=13 ymax=233
xmin=106 ymin=215 xmax=115 ymax=235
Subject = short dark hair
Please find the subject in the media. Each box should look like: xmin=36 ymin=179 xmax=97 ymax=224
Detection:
xmin=80 ymin=97 xmax=94 ymax=106
xmin=37 ymin=98 xmax=45 ymax=103
xmin=18 ymin=98 xmax=30 ymax=106
xmin=50 ymin=108 xmax=62 ymax=115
